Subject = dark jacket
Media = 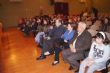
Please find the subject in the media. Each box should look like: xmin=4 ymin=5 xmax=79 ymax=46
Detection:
xmin=42 ymin=25 xmax=66 ymax=52
xmin=50 ymin=25 xmax=66 ymax=39
xmin=70 ymin=30 xmax=92 ymax=53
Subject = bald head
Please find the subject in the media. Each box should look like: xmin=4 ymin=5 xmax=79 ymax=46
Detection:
xmin=77 ymin=22 xmax=87 ymax=33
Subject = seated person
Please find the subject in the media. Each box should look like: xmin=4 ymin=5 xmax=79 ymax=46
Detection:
xmin=17 ymin=18 xmax=25 ymax=30
xmin=22 ymin=20 xmax=31 ymax=36
xmin=31 ymin=18 xmax=38 ymax=37
xmin=49 ymin=23 xmax=77 ymax=65
xmin=36 ymin=19 xmax=66 ymax=60
xmin=62 ymin=22 xmax=92 ymax=72
xmin=35 ymin=28 xmax=45 ymax=46
xmin=101 ymin=17 xmax=109 ymax=32
xmin=78 ymin=31 xmax=110 ymax=73
xmin=35 ymin=25 xmax=53 ymax=47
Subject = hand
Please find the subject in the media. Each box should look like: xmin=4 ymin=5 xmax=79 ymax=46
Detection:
xmin=87 ymin=61 xmax=94 ymax=66
xmin=70 ymin=44 xmax=73 ymax=50
xmin=70 ymin=44 xmax=76 ymax=53
xmin=73 ymin=48 xmax=76 ymax=53
xmin=87 ymin=59 xmax=94 ymax=66
xmin=43 ymin=35 xmax=45 ymax=38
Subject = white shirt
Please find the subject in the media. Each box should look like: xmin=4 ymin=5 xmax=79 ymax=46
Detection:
xmin=88 ymin=41 xmax=110 ymax=63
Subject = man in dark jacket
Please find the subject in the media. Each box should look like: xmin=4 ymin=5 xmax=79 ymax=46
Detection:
xmin=37 ymin=19 xmax=66 ymax=60
xmin=62 ymin=22 xmax=92 ymax=72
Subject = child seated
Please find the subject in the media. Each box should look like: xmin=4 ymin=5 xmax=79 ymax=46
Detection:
xmin=78 ymin=31 xmax=110 ymax=73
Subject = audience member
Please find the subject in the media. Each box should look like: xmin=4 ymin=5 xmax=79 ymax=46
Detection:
xmin=78 ymin=31 xmax=110 ymax=73
xmin=62 ymin=22 xmax=92 ymax=72
xmin=36 ymin=19 xmax=66 ymax=60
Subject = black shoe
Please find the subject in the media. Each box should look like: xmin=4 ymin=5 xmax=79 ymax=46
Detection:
xmin=36 ymin=55 xmax=46 ymax=60
xmin=69 ymin=66 xmax=73 ymax=70
xmin=38 ymin=44 xmax=42 ymax=48
xmin=52 ymin=61 xmax=59 ymax=66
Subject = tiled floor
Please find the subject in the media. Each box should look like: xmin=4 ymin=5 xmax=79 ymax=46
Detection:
xmin=1 ymin=28 xmax=102 ymax=73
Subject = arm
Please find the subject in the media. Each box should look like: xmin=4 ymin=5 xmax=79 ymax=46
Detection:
xmin=86 ymin=42 xmax=95 ymax=66
xmin=88 ymin=42 xmax=95 ymax=59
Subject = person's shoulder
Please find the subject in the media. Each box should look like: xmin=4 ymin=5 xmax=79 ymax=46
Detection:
xmin=73 ymin=30 xmax=76 ymax=32
xmin=104 ymin=44 xmax=110 ymax=52
xmin=104 ymin=44 xmax=110 ymax=48
xmin=59 ymin=25 xmax=65 ymax=29
xmin=85 ymin=30 xmax=91 ymax=34
xmin=71 ymin=30 xmax=75 ymax=33
xmin=64 ymin=30 xmax=68 ymax=33
xmin=83 ymin=30 xmax=92 ymax=37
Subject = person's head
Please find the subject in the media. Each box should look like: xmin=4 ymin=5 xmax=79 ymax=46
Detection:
xmin=104 ymin=17 xmax=109 ymax=24
xmin=55 ymin=19 xmax=62 ymax=27
xmin=67 ymin=23 xmax=77 ymax=31
xmin=49 ymin=25 xmax=53 ymax=29
xmin=95 ymin=31 xmax=109 ymax=45
xmin=32 ymin=18 xmax=36 ymax=21
xmin=43 ymin=19 xmax=48 ymax=25
xmin=77 ymin=22 xmax=87 ymax=33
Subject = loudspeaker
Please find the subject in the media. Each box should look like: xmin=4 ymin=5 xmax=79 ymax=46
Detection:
xmin=54 ymin=2 xmax=68 ymax=15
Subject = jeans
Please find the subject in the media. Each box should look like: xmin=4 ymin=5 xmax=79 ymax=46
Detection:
xmin=54 ymin=48 xmax=62 ymax=61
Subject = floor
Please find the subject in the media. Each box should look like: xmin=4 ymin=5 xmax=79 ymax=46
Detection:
xmin=0 ymin=28 xmax=102 ymax=73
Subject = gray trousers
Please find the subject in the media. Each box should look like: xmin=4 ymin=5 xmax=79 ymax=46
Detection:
xmin=62 ymin=49 xmax=84 ymax=68
xmin=78 ymin=58 xmax=106 ymax=73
